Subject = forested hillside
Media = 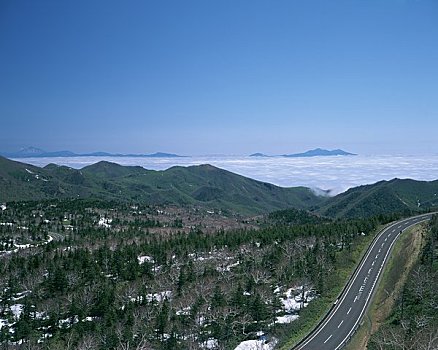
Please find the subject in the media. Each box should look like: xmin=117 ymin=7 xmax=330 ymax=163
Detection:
xmin=2 ymin=156 xmax=438 ymax=219
xmin=0 ymin=157 xmax=321 ymax=215
xmin=368 ymin=215 xmax=438 ymax=350
xmin=315 ymin=179 xmax=438 ymax=218
xmin=0 ymin=199 xmax=391 ymax=349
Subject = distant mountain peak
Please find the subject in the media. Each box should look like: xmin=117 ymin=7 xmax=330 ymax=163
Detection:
xmin=250 ymin=153 xmax=270 ymax=157
xmin=283 ymin=148 xmax=356 ymax=158
xmin=147 ymin=152 xmax=183 ymax=158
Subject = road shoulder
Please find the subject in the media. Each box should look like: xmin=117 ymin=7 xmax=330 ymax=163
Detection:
xmin=345 ymin=223 xmax=426 ymax=350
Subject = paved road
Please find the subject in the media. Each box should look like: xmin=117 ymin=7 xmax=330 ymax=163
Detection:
xmin=295 ymin=213 xmax=434 ymax=350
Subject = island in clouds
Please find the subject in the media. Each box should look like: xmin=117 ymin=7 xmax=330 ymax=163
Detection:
xmin=1 ymin=147 xmax=185 ymax=158
xmin=250 ymin=148 xmax=357 ymax=157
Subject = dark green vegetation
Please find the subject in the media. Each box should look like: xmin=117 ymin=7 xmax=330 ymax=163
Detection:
xmin=315 ymin=178 xmax=438 ymax=218
xmin=0 ymin=199 xmax=402 ymax=349
xmin=0 ymin=156 xmax=319 ymax=215
xmin=368 ymin=215 xmax=438 ymax=350
xmin=2 ymin=156 xmax=438 ymax=219
xmin=1 ymin=157 xmax=438 ymax=349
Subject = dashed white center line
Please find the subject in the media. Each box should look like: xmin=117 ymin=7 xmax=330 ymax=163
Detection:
xmin=354 ymin=296 xmax=358 ymax=302
xmin=338 ymin=320 xmax=344 ymax=328
xmin=372 ymin=261 xmax=375 ymax=266
xmin=324 ymin=334 xmax=333 ymax=344
xmin=347 ymin=307 xmax=352 ymax=315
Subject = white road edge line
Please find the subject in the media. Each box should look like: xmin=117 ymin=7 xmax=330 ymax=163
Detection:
xmin=333 ymin=214 xmax=433 ymax=350
xmin=295 ymin=217 xmax=416 ymax=350
xmin=295 ymin=213 xmax=433 ymax=350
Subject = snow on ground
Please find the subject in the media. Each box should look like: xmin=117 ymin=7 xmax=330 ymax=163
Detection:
xmin=275 ymin=314 xmax=299 ymax=324
xmin=234 ymin=338 xmax=278 ymax=350
xmin=24 ymin=168 xmax=48 ymax=181
xmin=58 ymin=315 xmax=79 ymax=328
xmin=137 ymin=255 xmax=154 ymax=264
xmin=0 ymin=235 xmax=54 ymax=255
xmin=11 ymin=290 xmax=31 ymax=301
xmin=273 ymin=286 xmax=317 ymax=324
xmin=58 ymin=315 xmax=96 ymax=329
xmin=130 ymin=291 xmax=172 ymax=303
xmin=216 ymin=260 xmax=240 ymax=272
xmin=98 ymin=217 xmax=112 ymax=228
xmin=201 ymin=338 xmax=219 ymax=349
xmin=0 ymin=318 xmax=9 ymax=330
xmin=281 ymin=287 xmax=316 ymax=312
xmin=10 ymin=304 xmax=24 ymax=319
xmin=176 ymin=307 xmax=191 ymax=316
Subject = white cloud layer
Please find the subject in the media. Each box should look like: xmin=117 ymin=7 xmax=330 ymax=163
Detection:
xmin=15 ymin=155 xmax=438 ymax=195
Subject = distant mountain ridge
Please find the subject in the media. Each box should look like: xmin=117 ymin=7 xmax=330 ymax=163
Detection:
xmin=249 ymin=148 xmax=356 ymax=157
xmin=283 ymin=148 xmax=356 ymax=157
xmin=1 ymin=147 xmax=185 ymax=158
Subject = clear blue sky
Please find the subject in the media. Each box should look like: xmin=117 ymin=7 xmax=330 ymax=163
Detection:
xmin=1 ymin=0 xmax=437 ymax=155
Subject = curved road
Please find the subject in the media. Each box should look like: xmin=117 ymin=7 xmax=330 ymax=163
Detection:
xmin=295 ymin=213 xmax=434 ymax=350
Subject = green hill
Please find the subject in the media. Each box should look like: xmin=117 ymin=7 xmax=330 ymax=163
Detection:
xmin=2 ymin=156 xmax=437 ymax=217
xmin=0 ymin=157 xmax=323 ymax=215
xmin=316 ymin=178 xmax=438 ymax=218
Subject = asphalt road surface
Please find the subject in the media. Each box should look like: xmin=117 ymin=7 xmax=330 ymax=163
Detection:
xmin=295 ymin=213 xmax=434 ymax=350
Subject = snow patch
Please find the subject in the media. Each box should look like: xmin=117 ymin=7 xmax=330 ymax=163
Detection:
xmin=10 ymin=304 xmax=24 ymax=319
xmin=216 ymin=260 xmax=240 ymax=272
xmin=234 ymin=338 xmax=278 ymax=350
xmin=137 ymin=255 xmax=154 ymax=265
xmin=275 ymin=314 xmax=299 ymax=324
xmin=130 ymin=291 xmax=172 ymax=303
xmin=98 ymin=217 xmax=112 ymax=228
xmin=202 ymin=338 xmax=219 ymax=349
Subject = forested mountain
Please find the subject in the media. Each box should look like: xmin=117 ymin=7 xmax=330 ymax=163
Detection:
xmin=2 ymin=156 xmax=438 ymax=218
xmin=316 ymin=178 xmax=438 ymax=218
xmin=0 ymin=198 xmax=389 ymax=349
xmin=0 ymin=157 xmax=321 ymax=215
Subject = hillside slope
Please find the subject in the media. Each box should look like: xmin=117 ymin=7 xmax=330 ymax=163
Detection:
xmin=0 ymin=157 xmax=323 ymax=214
xmin=317 ymin=178 xmax=438 ymax=218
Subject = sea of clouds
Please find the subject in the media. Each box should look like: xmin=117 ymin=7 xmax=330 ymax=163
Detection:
xmin=15 ymin=155 xmax=438 ymax=195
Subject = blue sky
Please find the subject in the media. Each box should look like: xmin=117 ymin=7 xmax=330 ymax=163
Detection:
xmin=1 ymin=0 xmax=437 ymax=155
